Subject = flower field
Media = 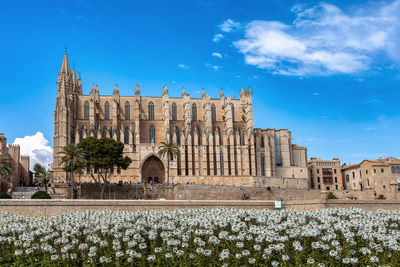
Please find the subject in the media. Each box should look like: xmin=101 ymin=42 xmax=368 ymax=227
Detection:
xmin=0 ymin=208 xmax=399 ymax=266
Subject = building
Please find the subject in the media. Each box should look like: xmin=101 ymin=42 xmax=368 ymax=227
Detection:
xmin=307 ymin=157 xmax=342 ymax=190
xmin=0 ymin=133 xmax=31 ymax=191
xmin=52 ymin=52 xmax=309 ymax=190
xmin=341 ymin=157 xmax=400 ymax=198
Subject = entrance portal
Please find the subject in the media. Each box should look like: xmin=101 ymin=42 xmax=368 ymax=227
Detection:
xmin=141 ymin=155 xmax=165 ymax=183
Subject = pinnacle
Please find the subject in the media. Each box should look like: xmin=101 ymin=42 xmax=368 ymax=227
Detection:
xmin=60 ymin=51 xmax=71 ymax=75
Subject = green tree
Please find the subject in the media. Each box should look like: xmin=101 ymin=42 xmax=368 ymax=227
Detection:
xmin=60 ymin=144 xmax=86 ymax=199
xmin=33 ymin=163 xmax=52 ymax=193
xmin=158 ymin=139 xmax=179 ymax=200
xmin=0 ymin=154 xmax=12 ymax=192
xmin=77 ymin=137 xmax=132 ymax=199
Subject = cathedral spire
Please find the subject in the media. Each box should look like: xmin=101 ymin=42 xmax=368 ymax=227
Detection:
xmin=60 ymin=51 xmax=71 ymax=75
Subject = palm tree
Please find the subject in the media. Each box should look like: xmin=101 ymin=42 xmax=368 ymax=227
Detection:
xmin=158 ymin=139 xmax=179 ymax=200
xmin=0 ymin=154 xmax=12 ymax=192
xmin=60 ymin=144 xmax=86 ymax=199
xmin=33 ymin=164 xmax=52 ymax=193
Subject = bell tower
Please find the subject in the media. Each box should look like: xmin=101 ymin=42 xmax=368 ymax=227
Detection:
xmin=53 ymin=51 xmax=73 ymax=182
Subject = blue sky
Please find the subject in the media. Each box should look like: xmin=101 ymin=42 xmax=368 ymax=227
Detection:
xmin=0 ymin=0 xmax=399 ymax=168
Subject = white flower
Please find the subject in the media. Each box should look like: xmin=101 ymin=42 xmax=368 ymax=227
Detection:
xmin=147 ymin=255 xmax=156 ymax=262
xmin=50 ymin=254 xmax=59 ymax=261
xmin=248 ymin=258 xmax=256 ymax=264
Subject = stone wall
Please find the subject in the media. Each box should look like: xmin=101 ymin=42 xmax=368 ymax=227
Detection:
xmin=1 ymin=199 xmax=400 ymax=217
xmin=77 ymin=183 xmax=321 ymax=200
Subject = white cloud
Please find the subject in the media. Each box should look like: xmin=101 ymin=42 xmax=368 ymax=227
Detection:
xmin=205 ymin=63 xmax=222 ymax=71
xmin=178 ymin=64 xmax=189 ymax=70
xmin=233 ymin=1 xmax=400 ymax=76
xmin=219 ymin=19 xmax=240 ymax=32
xmin=213 ymin=33 xmax=224 ymax=42
xmin=212 ymin=52 xmax=223 ymax=58
xmin=13 ymin=132 xmax=53 ymax=170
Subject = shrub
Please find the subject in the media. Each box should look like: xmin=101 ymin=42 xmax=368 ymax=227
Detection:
xmin=327 ymin=192 xmax=337 ymax=200
xmin=0 ymin=192 xmax=12 ymax=199
xmin=31 ymin=191 xmax=52 ymax=199
xmin=241 ymin=193 xmax=250 ymax=200
xmin=377 ymin=194 xmax=386 ymax=200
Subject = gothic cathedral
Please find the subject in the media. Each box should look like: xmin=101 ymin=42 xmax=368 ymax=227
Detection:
xmin=53 ymin=53 xmax=309 ymax=188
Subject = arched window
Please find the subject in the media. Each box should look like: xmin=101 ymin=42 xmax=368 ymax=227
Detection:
xmin=101 ymin=127 xmax=107 ymax=138
xmin=211 ymin=104 xmax=216 ymax=122
xmin=125 ymin=102 xmax=130 ymax=120
xmin=231 ymin=104 xmax=235 ymax=122
xmin=192 ymin=103 xmax=197 ymax=121
xmin=260 ymin=154 xmax=265 ymax=176
xmin=84 ymin=101 xmax=89 ymax=120
xmin=176 ymin=128 xmax=180 ymax=145
xmin=172 ymin=103 xmax=177 ymax=121
xmin=149 ymin=126 xmax=155 ymax=143
xmin=148 ymin=102 xmax=154 ymax=120
xmin=220 ymin=152 xmax=224 ymax=175
xmin=104 ymin=102 xmax=110 ymax=120
xmin=124 ymin=128 xmax=129 ymax=144
xmin=261 ymin=136 xmax=265 ymax=147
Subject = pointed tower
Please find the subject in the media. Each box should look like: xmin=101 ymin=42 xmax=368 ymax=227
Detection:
xmin=53 ymin=51 xmax=73 ymax=183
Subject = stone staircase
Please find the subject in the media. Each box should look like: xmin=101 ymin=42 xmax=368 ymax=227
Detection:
xmin=10 ymin=187 xmax=51 ymax=199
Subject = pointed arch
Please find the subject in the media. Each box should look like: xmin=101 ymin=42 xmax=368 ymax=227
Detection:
xmin=104 ymin=101 xmax=110 ymax=120
xmin=125 ymin=101 xmax=130 ymax=120
xmin=84 ymin=101 xmax=89 ymax=120
xmin=124 ymin=127 xmax=130 ymax=144
xmin=149 ymin=125 xmax=155 ymax=143
xmin=172 ymin=102 xmax=177 ymax=121
xmin=211 ymin=104 xmax=216 ymax=122
xmin=260 ymin=154 xmax=265 ymax=176
xmin=148 ymin=102 xmax=154 ymax=120
xmin=192 ymin=103 xmax=197 ymax=121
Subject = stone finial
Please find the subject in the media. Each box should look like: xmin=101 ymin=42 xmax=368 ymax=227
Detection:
xmin=135 ymin=84 xmax=140 ymax=95
xmin=182 ymin=86 xmax=186 ymax=97
xmin=202 ymin=88 xmax=206 ymax=98
xmin=220 ymin=88 xmax=224 ymax=98
xmin=162 ymin=84 xmax=168 ymax=96
xmin=240 ymin=86 xmax=245 ymax=98
xmin=248 ymin=85 xmax=252 ymax=95
xmin=113 ymin=84 xmax=119 ymax=94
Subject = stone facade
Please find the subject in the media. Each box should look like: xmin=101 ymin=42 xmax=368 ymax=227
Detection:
xmin=307 ymin=157 xmax=343 ymax=190
xmin=341 ymin=157 xmax=400 ymax=199
xmin=52 ymin=53 xmax=308 ymax=189
xmin=0 ymin=133 xmax=31 ymax=191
